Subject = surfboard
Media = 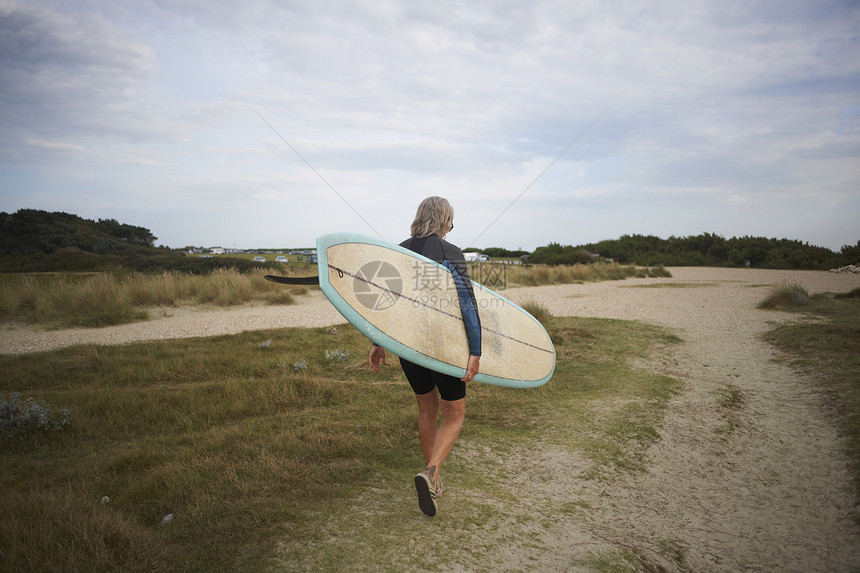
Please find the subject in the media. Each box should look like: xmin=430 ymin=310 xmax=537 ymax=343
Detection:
xmin=314 ymin=233 xmax=555 ymax=388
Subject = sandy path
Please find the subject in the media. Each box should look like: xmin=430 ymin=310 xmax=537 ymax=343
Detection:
xmin=3 ymin=267 xmax=860 ymax=571
xmin=0 ymin=290 xmax=344 ymax=355
xmin=501 ymin=268 xmax=860 ymax=571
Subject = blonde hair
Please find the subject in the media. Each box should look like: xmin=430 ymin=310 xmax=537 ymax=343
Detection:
xmin=410 ymin=196 xmax=454 ymax=238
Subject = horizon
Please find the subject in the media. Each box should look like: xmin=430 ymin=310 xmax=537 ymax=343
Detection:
xmin=5 ymin=205 xmax=856 ymax=254
xmin=171 ymin=230 xmax=859 ymax=254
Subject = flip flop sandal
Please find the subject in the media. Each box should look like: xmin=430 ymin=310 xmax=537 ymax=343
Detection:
xmin=414 ymin=471 xmax=437 ymax=517
xmin=433 ymin=480 xmax=444 ymax=499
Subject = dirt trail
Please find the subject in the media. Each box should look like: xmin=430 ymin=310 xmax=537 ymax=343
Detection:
xmin=0 ymin=290 xmax=344 ymax=354
xmin=3 ymin=267 xmax=860 ymax=571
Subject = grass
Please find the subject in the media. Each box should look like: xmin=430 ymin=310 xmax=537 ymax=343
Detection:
xmin=758 ymin=281 xmax=810 ymax=309
xmin=501 ymin=262 xmax=671 ymax=287
xmin=518 ymin=298 xmax=553 ymax=326
xmin=1 ymin=311 xmax=683 ymax=571
xmin=835 ymin=286 xmax=860 ymax=299
xmin=761 ymin=288 xmax=860 ymax=523
xmin=0 ymin=269 xmax=307 ymax=328
xmin=626 ymin=282 xmax=713 ymax=289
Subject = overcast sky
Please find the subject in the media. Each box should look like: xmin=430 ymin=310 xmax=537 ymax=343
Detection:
xmin=1 ymin=0 xmax=858 ymax=251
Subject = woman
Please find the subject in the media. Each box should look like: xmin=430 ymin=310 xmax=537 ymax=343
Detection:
xmin=369 ymin=196 xmax=481 ymax=517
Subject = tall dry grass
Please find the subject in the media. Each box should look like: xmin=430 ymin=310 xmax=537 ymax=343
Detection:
xmin=0 ymin=274 xmax=148 ymax=328
xmin=0 ymin=269 xmax=304 ymax=328
xmin=503 ymin=262 xmax=670 ymax=287
xmin=758 ymin=282 xmax=810 ymax=309
xmin=0 ymin=263 xmax=667 ymax=328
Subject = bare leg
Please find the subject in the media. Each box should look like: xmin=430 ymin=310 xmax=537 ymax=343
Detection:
xmin=413 ymin=394 xmax=465 ymax=516
xmin=424 ymin=397 xmax=465 ymax=490
xmin=415 ymin=391 xmax=440 ymax=466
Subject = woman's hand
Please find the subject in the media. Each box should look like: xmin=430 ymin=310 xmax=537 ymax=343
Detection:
xmin=369 ymin=345 xmax=387 ymax=372
xmin=462 ymin=355 xmax=480 ymax=382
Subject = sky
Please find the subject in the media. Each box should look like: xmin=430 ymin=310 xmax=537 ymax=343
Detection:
xmin=1 ymin=0 xmax=858 ymax=252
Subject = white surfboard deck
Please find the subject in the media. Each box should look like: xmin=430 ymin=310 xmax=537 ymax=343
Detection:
xmin=316 ymin=233 xmax=555 ymax=388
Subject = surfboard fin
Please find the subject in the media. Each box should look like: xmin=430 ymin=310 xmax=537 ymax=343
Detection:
xmin=264 ymin=274 xmax=320 ymax=285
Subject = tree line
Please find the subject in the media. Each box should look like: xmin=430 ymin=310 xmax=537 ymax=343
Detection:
xmin=3 ymin=210 xmax=857 ymax=272
xmin=0 ymin=209 xmax=157 ymax=255
xmin=1 ymin=210 xmax=231 ymax=273
xmin=526 ymin=233 xmax=858 ymax=270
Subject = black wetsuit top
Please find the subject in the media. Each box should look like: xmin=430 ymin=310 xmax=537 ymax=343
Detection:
xmin=400 ymin=234 xmax=482 ymax=356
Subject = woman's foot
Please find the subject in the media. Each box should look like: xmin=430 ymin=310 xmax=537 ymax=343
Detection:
xmin=433 ymin=478 xmax=444 ymax=499
xmin=414 ymin=471 xmax=437 ymax=517
xmin=424 ymin=470 xmax=445 ymax=499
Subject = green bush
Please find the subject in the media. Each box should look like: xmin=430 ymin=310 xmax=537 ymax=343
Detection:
xmin=529 ymin=243 xmax=595 ymax=265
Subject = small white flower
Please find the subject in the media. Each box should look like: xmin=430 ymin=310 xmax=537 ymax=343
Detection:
xmin=324 ymin=348 xmax=350 ymax=363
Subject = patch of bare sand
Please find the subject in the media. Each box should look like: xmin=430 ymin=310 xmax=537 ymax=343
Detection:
xmin=0 ymin=290 xmax=343 ymax=354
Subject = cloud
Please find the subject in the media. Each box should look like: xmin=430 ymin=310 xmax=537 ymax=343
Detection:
xmin=0 ymin=0 xmax=858 ymax=250
xmin=0 ymin=1 xmax=192 ymax=165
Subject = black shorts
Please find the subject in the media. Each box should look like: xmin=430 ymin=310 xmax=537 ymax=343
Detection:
xmin=399 ymin=358 xmax=466 ymax=402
